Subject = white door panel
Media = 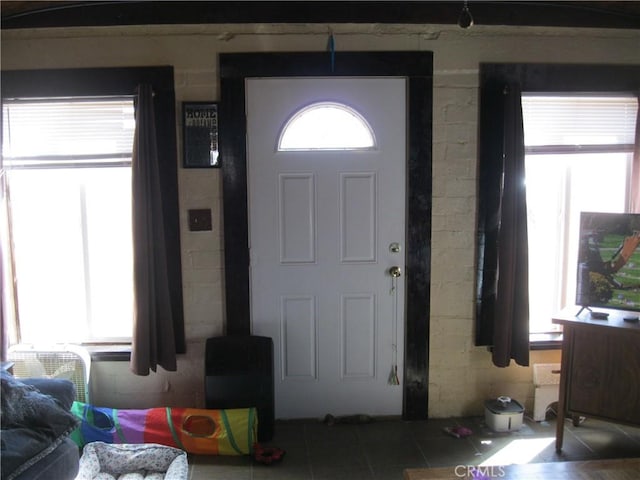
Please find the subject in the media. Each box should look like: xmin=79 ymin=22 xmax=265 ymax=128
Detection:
xmin=247 ymin=77 xmax=406 ymax=419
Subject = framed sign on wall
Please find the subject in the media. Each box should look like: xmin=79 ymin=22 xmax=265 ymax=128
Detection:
xmin=183 ymin=102 xmax=219 ymax=168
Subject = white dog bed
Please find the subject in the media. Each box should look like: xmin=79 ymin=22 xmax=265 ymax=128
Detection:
xmin=76 ymin=441 xmax=188 ymax=480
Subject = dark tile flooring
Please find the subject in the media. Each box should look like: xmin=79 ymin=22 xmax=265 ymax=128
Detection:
xmin=187 ymin=415 xmax=640 ymax=479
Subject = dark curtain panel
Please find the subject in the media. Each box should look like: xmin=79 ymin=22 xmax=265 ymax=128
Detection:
xmin=476 ymin=80 xmax=530 ymax=367
xmin=0 ymin=288 xmax=4 ymax=362
xmin=130 ymin=84 xmax=178 ymax=375
xmin=632 ymin=93 xmax=640 ymax=213
xmin=0 ymin=171 xmax=6 ymax=362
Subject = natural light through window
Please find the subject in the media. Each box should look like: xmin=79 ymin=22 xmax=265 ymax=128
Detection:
xmin=479 ymin=437 xmax=555 ymax=466
xmin=522 ymin=95 xmax=638 ymax=334
xmin=278 ymin=102 xmax=376 ymax=151
xmin=2 ymin=98 xmax=135 ymax=344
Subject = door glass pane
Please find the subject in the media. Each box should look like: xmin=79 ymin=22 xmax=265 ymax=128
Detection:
xmin=278 ymin=102 xmax=376 ymax=151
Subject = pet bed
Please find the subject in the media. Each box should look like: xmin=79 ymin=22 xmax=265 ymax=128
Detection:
xmin=76 ymin=441 xmax=188 ymax=480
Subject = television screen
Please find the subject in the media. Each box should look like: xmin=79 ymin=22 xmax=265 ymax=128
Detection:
xmin=576 ymin=212 xmax=640 ymax=312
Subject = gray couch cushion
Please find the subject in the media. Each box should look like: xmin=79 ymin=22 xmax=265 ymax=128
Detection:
xmin=1 ymin=373 xmax=80 ymax=480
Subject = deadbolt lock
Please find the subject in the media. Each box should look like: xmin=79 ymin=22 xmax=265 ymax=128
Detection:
xmin=389 ymin=242 xmax=401 ymax=253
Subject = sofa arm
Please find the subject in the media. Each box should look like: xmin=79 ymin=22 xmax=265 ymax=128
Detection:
xmin=20 ymin=378 xmax=76 ymax=411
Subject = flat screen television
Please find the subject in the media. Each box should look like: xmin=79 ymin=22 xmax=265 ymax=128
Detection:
xmin=576 ymin=212 xmax=640 ymax=313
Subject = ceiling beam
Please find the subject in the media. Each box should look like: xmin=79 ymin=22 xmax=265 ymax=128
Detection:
xmin=2 ymin=1 xmax=640 ymax=30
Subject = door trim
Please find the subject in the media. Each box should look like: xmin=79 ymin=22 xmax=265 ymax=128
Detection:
xmin=219 ymin=51 xmax=432 ymax=420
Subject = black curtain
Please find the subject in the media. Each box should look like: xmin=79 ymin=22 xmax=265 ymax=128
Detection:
xmin=476 ymin=79 xmax=530 ymax=367
xmin=130 ymin=84 xmax=180 ymax=375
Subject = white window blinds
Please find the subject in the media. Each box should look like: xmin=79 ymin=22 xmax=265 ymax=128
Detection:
xmin=521 ymin=95 xmax=638 ymax=149
xmin=2 ymin=97 xmax=135 ymax=167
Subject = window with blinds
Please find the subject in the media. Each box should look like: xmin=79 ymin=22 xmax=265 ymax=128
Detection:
xmin=1 ymin=97 xmax=135 ymax=344
xmin=522 ymin=94 xmax=638 ymax=334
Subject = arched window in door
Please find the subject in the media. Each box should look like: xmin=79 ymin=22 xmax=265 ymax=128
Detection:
xmin=278 ymin=102 xmax=376 ymax=151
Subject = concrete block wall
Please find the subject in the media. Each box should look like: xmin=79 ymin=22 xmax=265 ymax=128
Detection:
xmin=2 ymin=23 xmax=638 ymax=415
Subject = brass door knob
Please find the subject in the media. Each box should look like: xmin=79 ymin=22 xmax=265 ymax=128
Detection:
xmin=389 ymin=266 xmax=402 ymax=278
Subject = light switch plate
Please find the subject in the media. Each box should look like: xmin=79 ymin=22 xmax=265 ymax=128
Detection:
xmin=188 ymin=209 xmax=212 ymax=231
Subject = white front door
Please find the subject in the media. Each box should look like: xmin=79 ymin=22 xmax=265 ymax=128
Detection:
xmin=247 ymin=78 xmax=406 ymax=419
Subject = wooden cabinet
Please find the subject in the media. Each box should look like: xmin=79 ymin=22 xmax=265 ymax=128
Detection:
xmin=552 ymin=309 xmax=640 ymax=451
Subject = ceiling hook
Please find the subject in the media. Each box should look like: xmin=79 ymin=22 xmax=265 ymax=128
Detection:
xmin=458 ymin=0 xmax=474 ymax=29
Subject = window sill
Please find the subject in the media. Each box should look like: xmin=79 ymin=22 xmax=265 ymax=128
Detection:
xmin=84 ymin=344 xmax=131 ymax=362
xmin=529 ymin=332 xmax=563 ymax=350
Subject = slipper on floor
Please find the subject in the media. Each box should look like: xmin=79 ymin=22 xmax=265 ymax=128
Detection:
xmin=253 ymin=443 xmax=286 ymax=465
xmin=443 ymin=426 xmax=473 ymax=438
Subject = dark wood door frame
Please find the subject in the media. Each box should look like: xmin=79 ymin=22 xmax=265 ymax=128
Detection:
xmin=219 ymin=51 xmax=432 ymax=420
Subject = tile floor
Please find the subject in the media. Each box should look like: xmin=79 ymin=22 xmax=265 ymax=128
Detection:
xmin=187 ymin=414 xmax=640 ymax=479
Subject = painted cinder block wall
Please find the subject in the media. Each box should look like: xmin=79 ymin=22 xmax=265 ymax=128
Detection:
xmin=2 ymin=23 xmax=638 ymax=418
